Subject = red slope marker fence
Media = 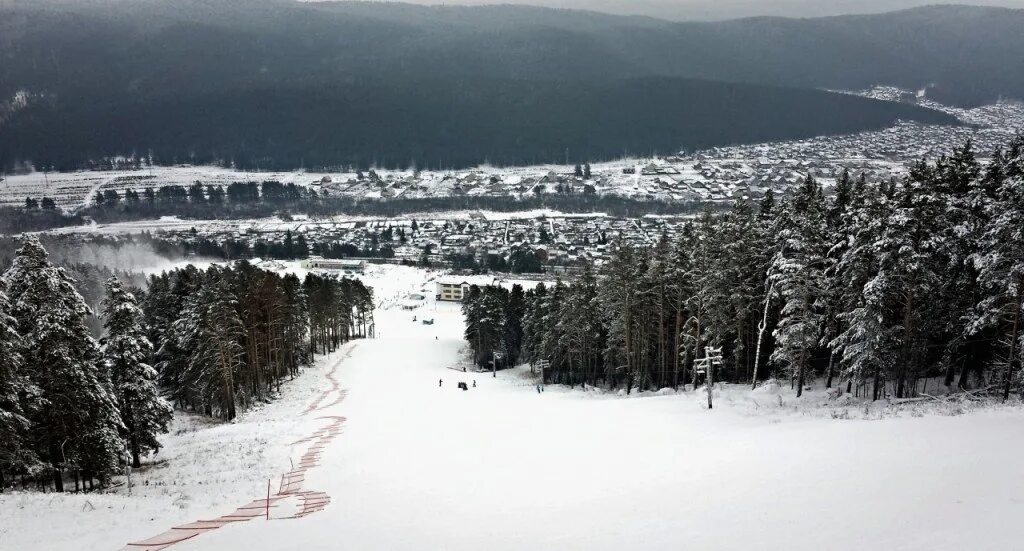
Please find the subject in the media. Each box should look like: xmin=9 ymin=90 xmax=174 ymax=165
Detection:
xmin=120 ymin=348 xmax=353 ymax=551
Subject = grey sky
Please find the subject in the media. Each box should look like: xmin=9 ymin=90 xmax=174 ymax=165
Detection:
xmin=346 ymin=0 xmax=1024 ymax=21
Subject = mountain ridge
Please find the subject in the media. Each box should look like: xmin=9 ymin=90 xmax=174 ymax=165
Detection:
xmin=1 ymin=1 xmax=1001 ymax=170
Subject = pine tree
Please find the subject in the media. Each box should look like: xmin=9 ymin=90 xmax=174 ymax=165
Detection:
xmin=970 ymin=136 xmax=1024 ymax=400
xmin=504 ymin=284 xmax=526 ymax=365
xmin=102 ymin=276 xmax=172 ymax=468
xmin=522 ymin=283 xmax=548 ymax=367
xmin=683 ymin=212 xmax=730 ymax=390
xmin=769 ymin=178 xmax=828 ymax=397
xmin=831 ymin=181 xmax=891 ymax=398
xmin=927 ymin=141 xmax=993 ymax=389
xmin=0 ymin=279 xmax=40 ymax=484
xmin=876 ymin=179 xmax=946 ymax=397
xmin=718 ymin=200 xmax=771 ymax=383
xmin=599 ymin=243 xmax=640 ymax=391
xmin=3 ymin=237 xmax=125 ymax=490
xmin=174 ymin=277 xmax=246 ymax=420
xmin=541 ymin=281 xmax=568 ymax=382
xmin=282 ymin=273 xmax=310 ymax=374
xmin=556 ymin=269 xmax=601 ymax=387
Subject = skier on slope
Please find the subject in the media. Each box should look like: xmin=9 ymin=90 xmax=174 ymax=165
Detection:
xmin=439 ymin=378 xmax=443 ymax=387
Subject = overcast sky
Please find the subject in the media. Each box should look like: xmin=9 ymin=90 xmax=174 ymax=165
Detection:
xmin=357 ymin=0 xmax=1024 ymax=21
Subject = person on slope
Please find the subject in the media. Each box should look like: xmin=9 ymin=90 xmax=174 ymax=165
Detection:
xmin=439 ymin=378 xmax=443 ymax=387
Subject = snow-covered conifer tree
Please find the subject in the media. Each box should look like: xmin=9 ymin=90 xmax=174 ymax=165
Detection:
xmin=556 ymin=268 xmax=601 ymax=387
xmin=970 ymin=137 xmax=1024 ymax=400
xmin=0 ymin=279 xmax=39 ymax=483
xmin=175 ymin=278 xmax=246 ymax=420
xmin=3 ymin=236 xmax=125 ymax=490
xmin=769 ymin=178 xmax=828 ymax=397
xmin=102 ymin=276 xmax=172 ymax=468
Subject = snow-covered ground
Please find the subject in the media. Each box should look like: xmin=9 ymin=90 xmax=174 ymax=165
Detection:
xmin=0 ymin=346 xmax=344 ymax=550
xmin=43 ymin=210 xmax=614 ymax=237
xmin=3 ymin=265 xmax=1023 ymax=551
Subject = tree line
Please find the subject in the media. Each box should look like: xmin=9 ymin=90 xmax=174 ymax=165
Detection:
xmin=144 ymin=264 xmax=373 ymax=420
xmin=86 ymin=180 xmax=308 ymax=222
xmin=0 ymin=205 xmax=83 ymax=234
xmin=463 ymin=137 xmax=1024 ymax=401
xmin=462 ymin=285 xmax=526 ymax=370
xmin=8 ymin=188 xmax=709 ymax=234
xmin=0 ymin=237 xmax=165 ymax=492
xmin=0 ymin=237 xmax=374 ymax=493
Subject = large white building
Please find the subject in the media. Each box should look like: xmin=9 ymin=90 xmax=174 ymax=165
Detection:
xmin=435 ymin=275 xmax=548 ymax=302
xmin=301 ymin=257 xmax=366 ymax=274
xmin=436 ymin=278 xmax=474 ymax=302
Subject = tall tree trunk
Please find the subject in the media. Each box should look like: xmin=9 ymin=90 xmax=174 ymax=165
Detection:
xmin=898 ymin=292 xmax=915 ymax=399
xmin=796 ymin=340 xmax=807 ymax=398
xmin=872 ymin=364 xmax=881 ymax=401
xmin=673 ymin=308 xmax=682 ymax=390
xmin=825 ymin=351 xmax=835 ymax=389
xmin=706 ymin=347 xmax=714 ymax=410
xmin=49 ymin=447 xmax=63 ymax=493
xmin=1003 ymin=285 xmax=1022 ymax=401
xmin=752 ymin=283 xmax=774 ymax=390
xmin=124 ymin=400 xmax=141 ymax=468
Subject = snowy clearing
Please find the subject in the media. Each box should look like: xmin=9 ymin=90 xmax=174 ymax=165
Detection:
xmin=2 ymin=266 xmax=1023 ymax=551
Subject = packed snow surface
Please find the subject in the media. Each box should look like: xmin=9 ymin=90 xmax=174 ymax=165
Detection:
xmin=2 ymin=266 xmax=1023 ymax=551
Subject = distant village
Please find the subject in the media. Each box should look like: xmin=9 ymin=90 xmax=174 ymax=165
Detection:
xmin=30 ymin=87 xmax=1024 ymax=277
xmin=3 ymin=88 xmax=1022 ymax=213
xmin=144 ymin=212 xmax=687 ymax=273
xmin=268 ymin=89 xmax=1024 ymax=205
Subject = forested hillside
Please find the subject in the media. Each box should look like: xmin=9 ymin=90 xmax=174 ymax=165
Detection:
xmin=463 ymin=136 xmax=1024 ymax=401
xmin=1 ymin=0 xmax=1002 ymax=170
xmin=0 ymin=237 xmax=373 ymax=492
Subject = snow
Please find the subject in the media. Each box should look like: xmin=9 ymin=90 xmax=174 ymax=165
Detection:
xmin=3 ymin=265 xmax=1024 ymax=550
xmin=4 ymin=91 xmax=1022 ymax=215
xmin=42 ymin=210 xmax=610 ymax=238
xmin=0 ymin=347 xmax=339 ymax=550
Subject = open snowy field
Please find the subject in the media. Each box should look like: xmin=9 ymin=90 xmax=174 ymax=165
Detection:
xmin=2 ymin=265 xmax=1023 ymax=551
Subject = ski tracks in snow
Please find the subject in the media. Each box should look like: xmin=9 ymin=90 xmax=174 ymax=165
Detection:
xmin=119 ymin=344 xmax=357 ymax=551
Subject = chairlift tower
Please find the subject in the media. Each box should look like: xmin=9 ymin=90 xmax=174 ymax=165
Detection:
xmin=693 ymin=346 xmax=723 ymax=409
xmin=492 ymin=351 xmax=504 ymax=378
xmin=535 ymin=359 xmax=550 ymax=389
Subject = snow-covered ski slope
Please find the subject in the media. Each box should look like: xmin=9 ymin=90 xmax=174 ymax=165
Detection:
xmin=3 ymin=266 xmax=1024 ymax=550
xmin=188 ymin=291 xmax=1024 ymax=551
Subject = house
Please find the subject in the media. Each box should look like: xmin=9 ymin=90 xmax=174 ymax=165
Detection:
xmin=435 ymin=275 xmax=501 ymax=301
xmin=437 ymin=278 xmax=472 ymax=302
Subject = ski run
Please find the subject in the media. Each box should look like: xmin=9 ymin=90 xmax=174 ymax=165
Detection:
xmin=1 ymin=265 xmax=1022 ymax=551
